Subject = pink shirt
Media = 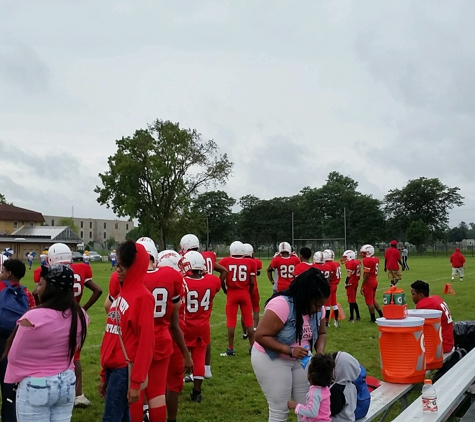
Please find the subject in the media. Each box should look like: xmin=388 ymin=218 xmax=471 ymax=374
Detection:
xmin=5 ymin=308 xmax=89 ymax=383
xmin=254 ymin=295 xmax=312 ymax=359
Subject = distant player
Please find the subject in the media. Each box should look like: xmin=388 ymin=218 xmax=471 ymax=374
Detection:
xmin=82 ymin=250 xmax=90 ymax=265
xmin=26 ymin=252 xmax=33 ymax=270
xmin=293 ymin=247 xmax=313 ymax=277
xmin=359 ymin=244 xmax=383 ymax=323
xmin=183 ymin=251 xmax=221 ymax=403
xmin=322 ymin=249 xmax=341 ymax=327
xmin=384 ymin=240 xmax=403 ymax=287
xmin=219 ymin=241 xmax=255 ymax=356
xmin=241 ymin=243 xmax=262 ymax=338
xmin=40 ymin=250 xmax=47 ymax=266
xmin=110 ymin=249 xmax=117 ymax=270
xmin=341 ymin=250 xmax=361 ymax=322
xmin=267 ymin=242 xmax=300 ymax=291
xmin=450 ymin=247 xmax=466 ymax=282
xmin=411 ymin=280 xmax=454 ymax=353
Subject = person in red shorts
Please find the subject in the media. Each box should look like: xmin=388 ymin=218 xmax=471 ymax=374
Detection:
xmin=384 ymin=240 xmax=404 ymax=287
xmin=33 ymin=243 xmax=103 ymax=408
xmin=359 ymin=244 xmax=383 ymax=323
xmin=293 ymin=247 xmax=314 ymax=277
xmin=240 ymin=243 xmax=263 ymax=339
xmin=219 ymin=241 xmax=256 ymax=356
xmin=323 ymin=249 xmax=342 ymax=328
xmin=182 ymin=251 xmax=221 ymax=403
xmin=411 ymin=280 xmax=454 ymax=353
xmin=341 ymin=250 xmax=361 ymax=322
xmin=267 ymin=242 xmax=300 ymax=292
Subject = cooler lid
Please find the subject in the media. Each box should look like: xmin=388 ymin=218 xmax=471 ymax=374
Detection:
xmin=376 ymin=316 xmax=424 ymax=327
xmin=406 ymin=309 xmax=442 ymax=319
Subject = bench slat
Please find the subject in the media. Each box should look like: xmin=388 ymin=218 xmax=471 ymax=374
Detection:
xmin=392 ymin=347 xmax=475 ymax=422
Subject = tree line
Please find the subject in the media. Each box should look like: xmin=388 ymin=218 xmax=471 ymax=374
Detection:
xmin=94 ymin=119 xmax=466 ymax=250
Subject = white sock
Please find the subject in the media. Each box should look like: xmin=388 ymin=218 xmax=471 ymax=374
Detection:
xmin=204 ymin=365 xmax=212 ymax=378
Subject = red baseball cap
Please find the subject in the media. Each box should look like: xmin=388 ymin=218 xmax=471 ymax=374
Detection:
xmin=390 ymin=240 xmax=398 ymax=246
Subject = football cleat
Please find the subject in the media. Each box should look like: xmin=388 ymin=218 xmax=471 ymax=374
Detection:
xmin=220 ymin=348 xmax=235 ymax=356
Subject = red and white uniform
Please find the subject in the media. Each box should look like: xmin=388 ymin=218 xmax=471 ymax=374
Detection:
xmin=70 ymin=263 xmax=93 ymax=304
xmin=184 ymin=274 xmax=220 ymax=380
xmin=219 ymin=256 xmax=256 ymax=328
xmin=313 ymin=262 xmax=334 ymax=282
xmin=322 ymin=261 xmax=341 ymax=309
xmin=362 ymin=256 xmax=379 ymax=306
xmin=201 ymin=251 xmax=216 ymax=274
xmin=345 ymin=259 xmax=361 ymax=303
xmin=293 ymin=262 xmax=314 ymax=277
xmin=251 ymin=258 xmax=263 ymax=312
xmin=269 ymin=255 xmax=300 ymax=291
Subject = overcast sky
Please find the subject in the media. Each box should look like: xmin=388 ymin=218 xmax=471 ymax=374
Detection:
xmin=1 ymin=1 xmax=474 ymax=226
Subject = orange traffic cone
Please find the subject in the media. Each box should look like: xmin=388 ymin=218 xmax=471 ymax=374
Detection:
xmin=443 ymin=283 xmax=456 ymax=295
xmin=329 ymin=303 xmax=346 ymax=320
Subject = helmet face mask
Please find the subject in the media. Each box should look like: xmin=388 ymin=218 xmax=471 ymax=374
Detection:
xmin=179 ymin=234 xmax=200 ymax=254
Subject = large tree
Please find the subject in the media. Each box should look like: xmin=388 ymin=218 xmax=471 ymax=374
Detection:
xmin=384 ymin=177 xmax=464 ymax=237
xmin=59 ymin=217 xmax=79 ymax=235
xmin=406 ymin=219 xmax=430 ymax=252
xmin=95 ymin=119 xmax=233 ymax=249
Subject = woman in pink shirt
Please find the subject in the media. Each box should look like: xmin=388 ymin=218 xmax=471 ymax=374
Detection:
xmin=3 ymin=264 xmax=88 ymax=422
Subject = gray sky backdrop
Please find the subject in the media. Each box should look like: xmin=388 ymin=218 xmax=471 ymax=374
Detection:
xmin=1 ymin=1 xmax=474 ymax=227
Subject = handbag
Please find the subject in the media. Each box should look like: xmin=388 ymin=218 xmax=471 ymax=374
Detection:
xmin=115 ymin=298 xmax=149 ymax=391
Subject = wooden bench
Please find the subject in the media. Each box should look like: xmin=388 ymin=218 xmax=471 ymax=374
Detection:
xmin=392 ymin=347 xmax=475 ymax=421
xmin=356 ymin=350 xmax=455 ymax=422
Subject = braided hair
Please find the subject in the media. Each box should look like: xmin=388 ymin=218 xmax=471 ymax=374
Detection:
xmin=266 ymin=267 xmax=330 ymax=344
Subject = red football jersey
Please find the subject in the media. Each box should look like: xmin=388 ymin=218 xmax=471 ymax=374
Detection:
xmin=384 ymin=248 xmax=401 ymax=271
xmin=70 ymin=263 xmax=93 ymax=304
xmin=314 ymin=262 xmax=334 ymax=283
xmin=417 ymin=295 xmax=454 ymax=353
xmin=184 ymin=274 xmax=221 ymax=344
xmin=270 ymin=255 xmax=301 ymax=291
xmin=325 ymin=261 xmax=341 ymax=285
xmin=345 ymin=259 xmax=361 ymax=286
xmin=362 ymin=256 xmax=380 ymax=281
xmin=293 ymin=262 xmax=314 ymax=277
xmin=219 ymin=257 xmax=256 ymax=291
xmin=201 ymin=251 xmax=217 ymax=274
xmin=143 ymin=267 xmax=183 ymax=359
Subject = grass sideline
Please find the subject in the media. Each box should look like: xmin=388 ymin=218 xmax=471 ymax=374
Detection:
xmin=14 ymin=255 xmax=475 ymax=421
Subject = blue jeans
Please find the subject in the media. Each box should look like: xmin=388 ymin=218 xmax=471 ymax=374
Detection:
xmin=102 ymin=367 xmax=130 ymax=422
xmin=16 ymin=369 xmax=76 ymax=422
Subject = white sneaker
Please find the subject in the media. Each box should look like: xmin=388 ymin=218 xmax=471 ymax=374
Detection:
xmin=204 ymin=366 xmax=212 ymax=379
xmin=74 ymin=394 xmax=92 ymax=408
xmin=334 ymin=320 xmax=340 ymax=328
xmin=184 ymin=375 xmax=194 ymax=383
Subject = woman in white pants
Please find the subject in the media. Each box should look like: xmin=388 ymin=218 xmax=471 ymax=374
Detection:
xmin=251 ymin=268 xmax=330 ymax=422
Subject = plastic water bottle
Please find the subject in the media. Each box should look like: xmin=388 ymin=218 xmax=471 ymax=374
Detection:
xmin=422 ymin=379 xmax=438 ymax=412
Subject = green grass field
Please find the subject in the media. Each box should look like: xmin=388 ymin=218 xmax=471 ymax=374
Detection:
xmin=19 ymin=256 xmax=475 ymax=421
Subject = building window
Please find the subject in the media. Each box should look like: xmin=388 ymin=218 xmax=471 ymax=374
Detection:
xmin=80 ymin=231 xmax=83 ymax=238
xmin=104 ymin=232 xmax=107 ymax=239
xmin=115 ymin=223 xmax=118 ymax=229
xmin=89 ymin=231 xmax=92 ymax=239
xmin=13 ymin=221 xmax=18 ymax=229
xmin=51 ymin=219 xmax=55 ymax=226
xmin=89 ymin=222 xmax=92 ymax=229
xmin=104 ymin=222 xmax=107 ymax=229
xmin=126 ymin=223 xmax=129 ymax=230
xmin=80 ymin=221 xmax=83 ymax=228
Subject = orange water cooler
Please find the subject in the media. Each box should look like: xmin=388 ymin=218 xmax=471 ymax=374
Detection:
xmin=376 ymin=316 xmax=426 ymax=383
xmin=407 ymin=309 xmax=443 ymax=370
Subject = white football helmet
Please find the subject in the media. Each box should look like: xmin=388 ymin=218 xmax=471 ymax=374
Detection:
xmin=48 ymin=243 xmax=72 ymax=265
xmin=360 ymin=244 xmax=375 ymax=258
xmin=184 ymin=251 xmax=205 ymax=271
xmin=156 ymin=250 xmax=185 ymax=273
xmin=229 ymin=241 xmax=245 ymax=256
xmin=323 ymin=249 xmax=335 ymax=262
xmin=313 ymin=251 xmax=325 ymax=264
xmin=278 ymin=242 xmax=292 ymax=254
xmin=179 ymin=234 xmax=200 ymax=254
xmin=137 ymin=237 xmax=158 ymax=265
xmin=243 ymin=243 xmax=254 ymax=257
xmin=341 ymin=250 xmax=356 ymax=263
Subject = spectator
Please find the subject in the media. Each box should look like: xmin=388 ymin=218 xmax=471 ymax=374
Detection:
xmin=0 ymin=258 xmax=35 ymax=422
xmin=251 ymin=268 xmax=330 ymax=422
xmin=450 ymin=247 xmax=466 ymax=282
xmin=401 ymin=246 xmax=409 ymax=270
xmin=3 ymin=264 xmax=88 ymax=421
xmin=411 ymin=280 xmax=454 ymax=353
xmin=384 ymin=240 xmax=404 ymax=287
xmin=99 ymin=240 xmax=155 ymax=422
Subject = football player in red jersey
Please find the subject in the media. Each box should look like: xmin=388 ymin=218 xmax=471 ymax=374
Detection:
xmin=219 ymin=241 xmax=256 ymax=356
xmin=34 ymin=243 xmax=102 ymax=408
xmin=322 ymin=249 xmax=341 ymax=327
xmin=267 ymin=242 xmax=300 ymax=292
xmin=240 ymin=243 xmax=263 ymax=339
xmin=341 ymin=250 xmax=361 ymax=322
xmin=183 ymin=251 xmax=221 ymax=403
xmin=293 ymin=247 xmax=314 ymax=277
xmin=179 ymin=234 xmax=228 ymax=380
xmin=359 ymin=244 xmax=383 ymax=322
